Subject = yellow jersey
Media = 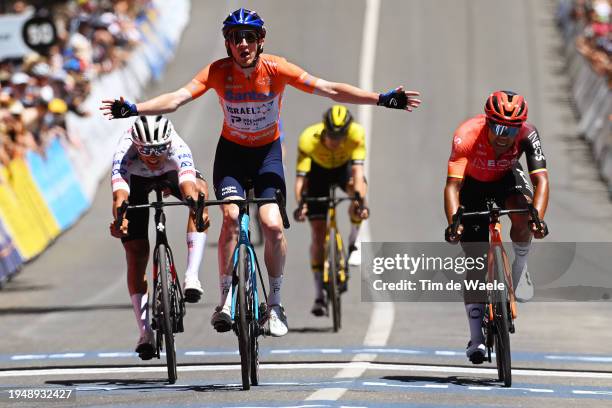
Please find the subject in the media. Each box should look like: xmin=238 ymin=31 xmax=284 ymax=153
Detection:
xmin=296 ymin=122 xmax=366 ymax=175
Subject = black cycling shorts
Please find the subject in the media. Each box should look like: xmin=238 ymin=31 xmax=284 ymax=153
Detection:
xmin=305 ymin=161 xmax=366 ymax=220
xmin=121 ymin=170 xmax=205 ymax=243
xmin=213 ymin=137 xmax=286 ymax=202
xmin=459 ymin=163 xmax=533 ymax=244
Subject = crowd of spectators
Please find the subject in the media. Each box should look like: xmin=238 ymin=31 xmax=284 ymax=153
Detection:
xmin=557 ymin=0 xmax=611 ymax=83
xmin=0 ymin=0 xmax=152 ymax=165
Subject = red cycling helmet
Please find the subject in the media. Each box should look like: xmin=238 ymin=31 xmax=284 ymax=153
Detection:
xmin=484 ymin=90 xmax=528 ymax=126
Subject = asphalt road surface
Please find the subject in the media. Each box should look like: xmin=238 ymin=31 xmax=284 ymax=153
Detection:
xmin=1 ymin=1 xmax=611 ymax=407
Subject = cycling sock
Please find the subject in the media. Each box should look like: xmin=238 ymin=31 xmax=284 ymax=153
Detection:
xmin=130 ymin=292 xmax=151 ymax=335
xmin=511 ymin=241 xmax=531 ymax=291
xmin=348 ymin=223 xmax=360 ymax=248
xmin=219 ymin=275 xmax=232 ymax=309
xmin=268 ymin=275 xmax=283 ymax=305
xmin=465 ymin=303 xmax=485 ymax=344
xmin=311 ymin=264 xmax=324 ymax=299
xmin=185 ymin=232 xmax=207 ymax=282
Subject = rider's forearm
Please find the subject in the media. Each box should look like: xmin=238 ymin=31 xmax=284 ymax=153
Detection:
xmin=531 ymin=172 xmax=549 ymax=219
xmin=112 ymin=189 xmax=129 ymax=219
xmin=179 ymin=181 xmax=197 ymax=201
xmin=313 ymin=80 xmax=378 ymax=105
xmin=295 ymin=176 xmax=306 ymax=203
xmin=136 ymin=88 xmax=192 ymax=115
xmin=444 ymin=178 xmax=462 ymax=224
xmin=351 ymin=165 xmax=367 ymax=201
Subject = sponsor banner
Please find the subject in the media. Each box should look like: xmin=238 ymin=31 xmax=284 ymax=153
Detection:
xmin=26 ymin=139 xmax=89 ymax=230
xmin=0 ymin=219 xmax=23 ymax=283
xmin=0 ymin=160 xmax=59 ymax=260
xmin=0 ymin=11 xmax=33 ymax=59
xmin=361 ymin=242 xmax=612 ymax=302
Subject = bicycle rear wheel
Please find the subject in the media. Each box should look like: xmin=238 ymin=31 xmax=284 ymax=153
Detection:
xmin=493 ymin=246 xmax=512 ymax=387
xmin=158 ymin=245 xmax=177 ymax=384
xmin=236 ymin=245 xmax=251 ymax=390
xmin=328 ymin=228 xmax=341 ymax=332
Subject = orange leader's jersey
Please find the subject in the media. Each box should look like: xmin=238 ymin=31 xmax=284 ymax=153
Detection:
xmin=185 ymin=54 xmax=319 ymax=147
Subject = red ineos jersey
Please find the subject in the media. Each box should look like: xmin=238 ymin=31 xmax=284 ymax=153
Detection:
xmin=111 ymin=131 xmax=197 ymax=193
xmin=447 ymin=114 xmax=547 ymax=182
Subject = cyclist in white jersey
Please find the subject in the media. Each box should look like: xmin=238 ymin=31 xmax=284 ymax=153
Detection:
xmin=109 ymin=115 xmax=210 ymax=360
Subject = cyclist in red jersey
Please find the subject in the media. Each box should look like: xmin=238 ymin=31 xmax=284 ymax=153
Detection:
xmin=101 ymin=8 xmax=421 ymax=337
xmin=444 ymin=90 xmax=549 ymax=364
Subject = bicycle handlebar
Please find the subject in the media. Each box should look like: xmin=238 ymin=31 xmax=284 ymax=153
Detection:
xmin=114 ymin=192 xmax=209 ymax=233
xmin=448 ymin=203 xmax=544 ymax=238
xmin=299 ymin=191 xmax=363 ymax=209
xmin=201 ymin=189 xmax=290 ymax=229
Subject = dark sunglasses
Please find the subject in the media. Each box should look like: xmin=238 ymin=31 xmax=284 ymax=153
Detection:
xmin=137 ymin=144 xmax=169 ymax=156
xmin=229 ymin=30 xmax=259 ymax=45
xmin=488 ymin=121 xmax=520 ymax=138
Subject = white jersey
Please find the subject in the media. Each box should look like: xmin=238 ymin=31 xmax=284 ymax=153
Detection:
xmin=111 ymin=130 xmax=197 ymax=194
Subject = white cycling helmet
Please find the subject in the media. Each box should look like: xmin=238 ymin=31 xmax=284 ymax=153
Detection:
xmin=131 ymin=115 xmax=173 ymax=146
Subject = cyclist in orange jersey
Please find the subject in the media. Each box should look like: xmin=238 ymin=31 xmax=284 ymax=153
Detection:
xmin=101 ymin=8 xmax=422 ymax=337
xmin=444 ymin=90 xmax=549 ymax=364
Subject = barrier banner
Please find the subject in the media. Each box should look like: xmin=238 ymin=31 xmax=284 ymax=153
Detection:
xmin=0 ymin=160 xmax=59 ymax=259
xmin=26 ymin=139 xmax=89 ymax=230
xmin=0 ymin=11 xmax=33 ymax=59
xmin=0 ymin=219 xmax=23 ymax=285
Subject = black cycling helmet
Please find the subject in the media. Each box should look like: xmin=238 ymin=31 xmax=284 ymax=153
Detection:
xmin=323 ymin=105 xmax=353 ymax=139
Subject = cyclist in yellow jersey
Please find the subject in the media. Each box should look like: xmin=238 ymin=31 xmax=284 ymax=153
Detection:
xmin=294 ymin=105 xmax=369 ymax=316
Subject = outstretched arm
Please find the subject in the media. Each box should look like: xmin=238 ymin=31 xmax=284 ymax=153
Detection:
xmin=313 ymin=80 xmax=421 ymax=111
xmin=100 ymin=88 xmax=193 ymax=119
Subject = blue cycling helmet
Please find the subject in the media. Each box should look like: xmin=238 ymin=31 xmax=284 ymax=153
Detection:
xmin=222 ymin=8 xmax=266 ymax=39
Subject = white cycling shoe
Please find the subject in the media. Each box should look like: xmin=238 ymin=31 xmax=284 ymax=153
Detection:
xmin=515 ymin=269 xmax=534 ymax=303
xmin=267 ymin=304 xmax=288 ymax=337
xmin=184 ymin=277 xmax=203 ymax=303
xmin=348 ymin=243 xmax=361 ymax=266
xmin=466 ymin=341 xmax=486 ymax=364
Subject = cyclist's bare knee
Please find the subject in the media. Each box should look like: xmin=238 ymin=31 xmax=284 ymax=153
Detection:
xmin=259 ymin=203 xmax=283 ymax=239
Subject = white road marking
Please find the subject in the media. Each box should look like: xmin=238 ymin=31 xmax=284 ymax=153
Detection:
xmin=572 ymin=390 xmax=612 ymax=396
xmin=98 ymin=352 xmax=136 ymax=358
xmin=546 ymin=355 xmax=612 ymax=363
xmin=10 ymin=354 xmax=47 ymax=361
xmin=306 ymin=0 xmax=386 ymax=402
xmin=47 ymin=353 xmax=85 ymax=359
xmin=4 ymin=361 xmax=597 ymax=381
xmin=3 ymin=362 xmax=612 ymax=399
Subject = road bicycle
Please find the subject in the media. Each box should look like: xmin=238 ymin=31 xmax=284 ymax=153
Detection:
xmin=115 ymin=185 xmax=206 ymax=384
xmin=204 ymin=188 xmax=289 ymax=390
xmin=298 ymin=185 xmax=362 ymax=332
xmin=449 ymin=199 xmax=544 ymax=387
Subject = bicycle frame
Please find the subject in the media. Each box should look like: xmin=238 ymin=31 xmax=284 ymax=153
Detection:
xmin=230 ymin=209 xmax=263 ymax=323
xmin=152 ymin=190 xmax=180 ymax=296
xmin=323 ymin=186 xmax=347 ymax=286
xmin=485 ymin=207 xmax=517 ymax=321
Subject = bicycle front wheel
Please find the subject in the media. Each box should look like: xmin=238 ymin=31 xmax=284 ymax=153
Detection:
xmin=158 ymin=245 xmax=177 ymax=384
xmin=328 ymin=228 xmax=341 ymax=332
xmin=236 ymin=245 xmax=251 ymax=390
xmin=493 ymin=245 xmax=512 ymax=387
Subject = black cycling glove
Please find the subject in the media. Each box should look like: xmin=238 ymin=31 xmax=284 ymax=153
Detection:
xmin=377 ymin=89 xmax=408 ymax=109
xmin=110 ymin=99 xmax=138 ymax=118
